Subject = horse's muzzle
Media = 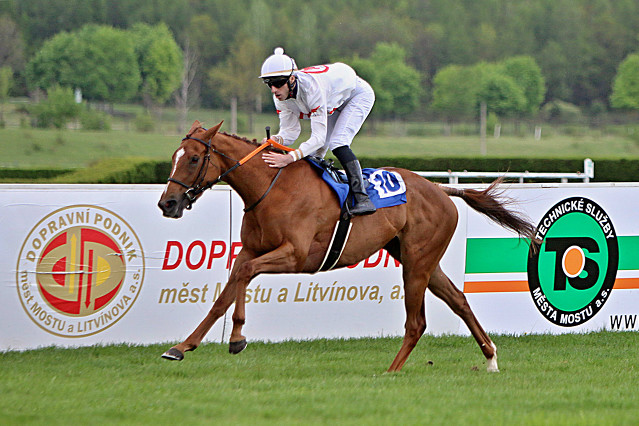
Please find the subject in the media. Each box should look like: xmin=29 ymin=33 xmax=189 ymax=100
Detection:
xmin=158 ymin=196 xmax=185 ymax=218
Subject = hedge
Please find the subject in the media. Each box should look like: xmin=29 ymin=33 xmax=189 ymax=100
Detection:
xmin=0 ymin=157 xmax=637 ymax=184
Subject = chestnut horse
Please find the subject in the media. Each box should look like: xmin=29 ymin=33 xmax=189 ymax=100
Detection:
xmin=157 ymin=120 xmax=537 ymax=372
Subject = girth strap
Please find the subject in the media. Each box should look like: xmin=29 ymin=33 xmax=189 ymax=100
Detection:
xmin=244 ymin=168 xmax=284 ymax=213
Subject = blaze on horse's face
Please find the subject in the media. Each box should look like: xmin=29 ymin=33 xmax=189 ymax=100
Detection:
xmin=157 ymin=121 xmax=222 ymax=218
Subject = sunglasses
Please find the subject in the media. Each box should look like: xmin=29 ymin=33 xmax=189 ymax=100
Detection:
xmin=263 ymin=77 xmax=289 ymax=88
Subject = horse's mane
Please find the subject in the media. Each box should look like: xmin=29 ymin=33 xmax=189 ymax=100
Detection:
xmin=219 ymin=131 xmax=288 ymax=153
xmin=220 ymin=131 xmax=260 ymax=147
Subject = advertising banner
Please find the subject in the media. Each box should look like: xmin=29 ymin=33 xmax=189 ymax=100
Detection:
xmin=463 ymin=183 xmax=639 ymax=334
xmin=2 ymin=182 xmax=638 ymax=351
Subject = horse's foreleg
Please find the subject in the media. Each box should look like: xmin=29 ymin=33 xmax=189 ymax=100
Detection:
xmin=228 ymin=243 xmax=298 ymax=354
xmin=162 ymin=280 xmax=238 ymax=360
xmin=428 ymin=265 xmax=499 ymax=372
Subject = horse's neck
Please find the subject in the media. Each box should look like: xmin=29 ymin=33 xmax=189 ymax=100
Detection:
xmin=215 ymin=134 xmax=276 ymax=202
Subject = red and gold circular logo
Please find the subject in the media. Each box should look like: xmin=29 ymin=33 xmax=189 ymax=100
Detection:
xmin=16 ymin=205 xmax=144 ymax=337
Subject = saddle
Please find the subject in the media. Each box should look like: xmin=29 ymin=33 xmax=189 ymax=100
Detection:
xmin=306 ymin=156 xmax=408 ymax=272
xmin=309 ymin=157 xmax=348 ymax=185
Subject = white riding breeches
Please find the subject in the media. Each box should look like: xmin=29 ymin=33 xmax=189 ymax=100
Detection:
xmin=323 ymin=77 xmax=375 ymax=155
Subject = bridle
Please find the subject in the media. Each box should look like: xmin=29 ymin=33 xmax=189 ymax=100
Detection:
xmin=167 ymin=133 xmax=293 ymax=212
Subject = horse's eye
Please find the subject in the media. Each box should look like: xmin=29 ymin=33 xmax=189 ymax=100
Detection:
xmin=190 ymin=156 xmax=199 ymax=164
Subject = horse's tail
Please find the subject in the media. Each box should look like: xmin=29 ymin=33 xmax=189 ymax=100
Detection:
xmin=439 ymin=177 xmax=540 ymax=244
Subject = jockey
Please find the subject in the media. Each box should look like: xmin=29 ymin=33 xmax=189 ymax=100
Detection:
xmin=260 ymin=47 xmax=376 ymax=216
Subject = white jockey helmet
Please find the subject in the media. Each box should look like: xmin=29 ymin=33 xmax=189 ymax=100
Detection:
xmin=259 ymin=47 xmax=297 ymax=79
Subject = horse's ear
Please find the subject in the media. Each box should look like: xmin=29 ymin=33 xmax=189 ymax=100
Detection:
xmin=187 ymin=120 xmax=202 ymax=136
xmin=202 ymin=120 xmax=224 ymax=141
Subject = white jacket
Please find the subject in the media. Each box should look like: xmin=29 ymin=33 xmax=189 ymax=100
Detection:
xmin=273 ymin=62 xmax=358 ymax=157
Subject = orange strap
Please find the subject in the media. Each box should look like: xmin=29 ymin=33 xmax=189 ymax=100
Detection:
xmin=238 ymin=138 xmax=295 ymax=165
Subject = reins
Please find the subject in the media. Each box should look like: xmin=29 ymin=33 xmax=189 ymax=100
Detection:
xmin=168 ymin=134 xmax=294 ymax=211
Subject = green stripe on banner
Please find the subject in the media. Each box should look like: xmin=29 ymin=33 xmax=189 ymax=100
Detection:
xmin=618 ymin=236 xmax=639 ymax=271
xmin=465 ymin=236 xmax=639 ymax=274
xmin=465 ymin=238 xmax=529 ymax=274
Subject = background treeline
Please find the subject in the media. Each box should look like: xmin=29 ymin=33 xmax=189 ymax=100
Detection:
xmin=2 ymin=0 xmax=639 ymax=117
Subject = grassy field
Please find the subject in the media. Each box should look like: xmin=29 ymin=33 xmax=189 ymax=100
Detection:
xmin=2 ymin=101 xmax=639 ymax=168
xmin=1 ymin=332 xmax=637 ymax=425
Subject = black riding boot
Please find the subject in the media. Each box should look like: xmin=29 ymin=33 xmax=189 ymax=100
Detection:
xmin=343 ymin=160 xmax=376 ymax=216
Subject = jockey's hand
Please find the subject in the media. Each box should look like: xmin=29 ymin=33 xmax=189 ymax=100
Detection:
xmin=262 ymin=152 xmax=294 ymax=168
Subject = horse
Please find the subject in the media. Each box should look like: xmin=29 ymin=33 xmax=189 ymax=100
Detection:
xmin=157 ymin=120 xmax=538 ymax=372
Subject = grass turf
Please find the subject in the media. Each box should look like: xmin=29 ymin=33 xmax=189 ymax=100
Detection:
xmin=1 ymin=332 xmax=637 ymax=425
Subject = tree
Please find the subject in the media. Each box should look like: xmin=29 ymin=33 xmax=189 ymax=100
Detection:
xmin=0 ymin=66 xmax=13 ymax=126
xmin=25 ymin=31 xmax=82 ymax=93
xmin=500 ymin=56 xmax=545 ymax=114
xmin=0 ymin=15 xmax=24 ymax=72
xmin=30 ymin=85 xmax=81 ymax=128
xmin=208 ymin=35 xmax=264 ymax=132
xmin=430 ymin=65 xmax=479 ymax=119
xmin=476 ymin=72 xmax=527 ymax=117
xmin=74 ymin=25 xmax=140 ymax=103
xmin=610 ymin=53 xmax=639 ymax=110
xmin=349 ymin=43 xmax=422 ymax=118
xmin=174 ymin=38 xmax=199 ymax=134
xmin=26 ymin=25 xmax=140 ymax=104
xmin=130 ymin=23 xmax=183 ymax=108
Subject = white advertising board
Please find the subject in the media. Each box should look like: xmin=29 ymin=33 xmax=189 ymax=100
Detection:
xmin=2 ymin=182 xmax=638 ymax=351
xmin=463 ymin=183 xmax=639 ymax=335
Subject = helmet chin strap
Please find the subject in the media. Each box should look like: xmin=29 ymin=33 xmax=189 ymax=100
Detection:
xmin=286 ymin=76 xmax=297 ymax=100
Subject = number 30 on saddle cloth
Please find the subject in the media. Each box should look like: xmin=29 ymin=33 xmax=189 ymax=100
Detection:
xmin=305 ymin=157 xmax=407 ymax=272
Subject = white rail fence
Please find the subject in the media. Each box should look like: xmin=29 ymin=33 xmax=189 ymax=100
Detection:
xmin=414 ymin=158 xmax=594 ymax=184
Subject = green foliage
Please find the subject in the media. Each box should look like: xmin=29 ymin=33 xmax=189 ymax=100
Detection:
xmin=359 ymin=157 xmax=639 ymax=182
xmin=540 ymin=100 xmax=583 ymax=123
xmin=25 ymin=31 xmax=81 ymax=91
xmin=433 ymin=57 xmax=543 ymax=119
xmin=0 ymin=66 xmax=12 ymax=101
xmin=77 ymin=25 xmax=141 ymax=103
xmin=134 ymin=113 xmax=155 ymax=133
xmin=80 ymin=109 xmax=111 ymax=131
xmin=8 ymin=155 xmax=634 ymax=184
xmin=348 ymin=43 xmax=422 ymax=118
xmin=476 ymin=72 xmax=527 ymax=117
xmin=208 ymin=35 xmax=264 ymax=109
xmin=0 ymin=167 xmax=73 ymax=181
xmin=130 ymin=23 xmax=183 ymax=105
xmin=48 ymin=158 xmax=171 ymax=184
xmin=430 ymin=65 xmax=479 ymax=118
xmin=25 ymin=22 xmax=184 ymax=105
xmin=499 ymin=56 xmax=546 ymax=114
xmin=610 ymin=53 xmax=639 ymax=110
xmin=29 ymin=85 xmax=81 ymax=128
xmin=8 ymin=0 xmax=639 ymax=110
xmin=0 ymin=66 xmax=12 ymax=128
xmin=26 ymin=25 xmax=141 ymax=103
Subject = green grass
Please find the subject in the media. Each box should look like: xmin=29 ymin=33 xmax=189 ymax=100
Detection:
xmin=3 ymin=100 xmax=639 ymax=169
xmin=1 ymin=332 xmax=638 ymax=425
xmin=3 ymin=126 xmax=639 ymax=170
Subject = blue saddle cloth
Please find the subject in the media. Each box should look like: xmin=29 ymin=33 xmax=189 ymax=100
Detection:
xmin=306 ymin=157 xmax=407 ymax=209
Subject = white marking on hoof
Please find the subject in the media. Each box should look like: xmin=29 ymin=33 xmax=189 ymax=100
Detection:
xmin=486 ymin=342 xmax=499 ymax=372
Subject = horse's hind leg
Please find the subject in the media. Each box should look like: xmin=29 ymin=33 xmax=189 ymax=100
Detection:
xmin=428 ymin=265 xmax=499 ymax=372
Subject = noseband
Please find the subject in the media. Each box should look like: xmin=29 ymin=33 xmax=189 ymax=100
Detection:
xmin=167 ymin=135 xmax=241 ymax=210
xmin=167 ymin=134 xmax=293 ymax=212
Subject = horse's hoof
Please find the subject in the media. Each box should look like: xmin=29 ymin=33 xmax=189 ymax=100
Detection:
xmin=229 ymin=339 xmax=247 ymax=354
xmin=161 ymin=347 xmax=184 ymax=361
